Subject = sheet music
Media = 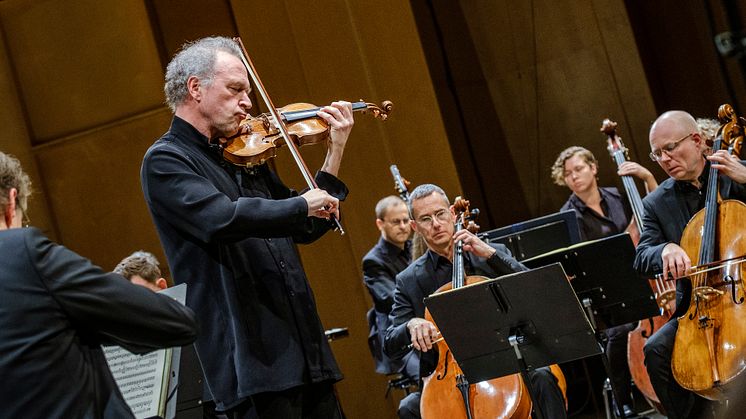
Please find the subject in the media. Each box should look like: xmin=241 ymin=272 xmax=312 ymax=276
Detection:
xmin=104 ymin=346 xmax=171 ymax=418
xmin=104 ymin=284 xmax=187 ymax=419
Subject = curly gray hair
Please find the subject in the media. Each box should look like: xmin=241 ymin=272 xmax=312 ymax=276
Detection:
xmin=0 ymin=151 xmax=31 ymax=218
xmin=164 ymin=36 xmax=243 ymax=112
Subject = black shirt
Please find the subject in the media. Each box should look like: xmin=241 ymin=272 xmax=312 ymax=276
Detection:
xmin=141 ymin=116 xmax=347 ymax=410
xmin=561 ymin=187 xmax=633 ymax=241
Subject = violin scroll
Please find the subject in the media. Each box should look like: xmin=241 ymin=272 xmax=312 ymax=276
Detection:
xmin=718 ymin=104 xmax=746 ymax=157
xmin=361 ymin=100 xmax=394 ymax=121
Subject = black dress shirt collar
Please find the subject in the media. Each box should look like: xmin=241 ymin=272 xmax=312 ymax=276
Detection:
xmin=169 ymin=116 xmax=226 ymax=166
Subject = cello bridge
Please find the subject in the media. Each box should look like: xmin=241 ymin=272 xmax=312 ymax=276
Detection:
xmin=693 ymin=286 xmax=726 ymax=301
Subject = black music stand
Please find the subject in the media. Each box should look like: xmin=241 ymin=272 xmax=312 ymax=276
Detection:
xmin=479 ymin=210 xmax=581 ymax=261
xmin=521 ymin=232 xmax=659 ymax=330
xmin=521 ymin=232 xmax=659 ymax=417
xmin=424 ymin=263 xmax=600 ymax=419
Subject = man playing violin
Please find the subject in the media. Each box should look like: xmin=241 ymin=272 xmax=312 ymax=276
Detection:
xmin=634 ymin=110 xmax=746 ymax=419
xmin=383 ymin=184 xmax=567 ymax=419
xmin=141 ymin=36 xmax=355 ymax=419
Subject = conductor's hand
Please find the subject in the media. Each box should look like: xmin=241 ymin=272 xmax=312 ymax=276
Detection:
xmin=407 ymin=317 xmax=439 ymax=352
xmin=661 ymin=243 xmax=691 ymax=280
xmin=302 ymin=188 xmax=340 ymax=220
xmin=453 ymin=229 xmax=496 ymax=259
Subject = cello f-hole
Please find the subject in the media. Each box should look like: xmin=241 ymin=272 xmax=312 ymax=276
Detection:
xmin=437 ymin=350 xmax=450 ymax=380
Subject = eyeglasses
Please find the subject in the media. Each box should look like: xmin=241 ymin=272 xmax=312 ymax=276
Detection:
xmin=649 ymin=133 xmax=694 ymax=162
xmin=384 ymin=217 xmax=411 ymax=226
xmin=415 ymin=208 xmax=451 ymax=227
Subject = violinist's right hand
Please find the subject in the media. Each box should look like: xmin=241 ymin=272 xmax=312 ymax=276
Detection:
xmin=301 ymin=188 xmax=339 ymax=220
xmin=407 ymin=317 xmax=439 ymax=352
xmin=661 ymin=242 xmax=691 ymax=280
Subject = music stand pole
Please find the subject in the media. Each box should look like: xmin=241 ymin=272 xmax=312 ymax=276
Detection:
xmin=583 ymin=297 xmax=628 ymax=419
xmin=509 ymin=333 xmax=544 ymax=419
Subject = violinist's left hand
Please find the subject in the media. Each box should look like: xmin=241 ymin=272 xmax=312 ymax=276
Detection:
xmin=318 ymin=101 xmax=354 ymax=177
xmin=708 ymin=150 xmax=746 ymax=184
xmin=318 ymin=101 xmax=354 ymax=152
xmin=453 ymin=229 xmax=496 ymax=259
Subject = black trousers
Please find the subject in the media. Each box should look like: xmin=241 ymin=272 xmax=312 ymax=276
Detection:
xmin=644 ymin=319 xmax=710 ymax=419
xmin=605 ymin=322 xmax=636 ymax=408
xmin=529 ymin=366 xmax=567 ymax=419
xmin=207 ymin=382 xmax=343 ymax=419
xmin=398 ymin=391 xmax=420 ymax=419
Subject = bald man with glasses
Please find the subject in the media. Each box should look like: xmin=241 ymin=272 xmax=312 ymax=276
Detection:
xmin=634 ymin=110 xmax=746 ymax=419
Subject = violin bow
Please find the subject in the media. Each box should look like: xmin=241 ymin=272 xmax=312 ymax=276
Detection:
xmin=233 ymin=37 xmax=345 ymax=234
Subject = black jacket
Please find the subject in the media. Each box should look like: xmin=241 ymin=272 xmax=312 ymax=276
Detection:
xmin=362 ymin=237 xmax=411 ymax=374
xmin=0 ymin=227 xmax=197 ymax=418
xmin=141 ymin=117 xmax=347 ymax=410
xmin=634 ymin=167 xmax=746 ymax=317
xmin=383 ymin=244 xmax=526 ymax=365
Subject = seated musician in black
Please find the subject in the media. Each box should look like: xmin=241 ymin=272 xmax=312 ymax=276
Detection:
xmin=384 ymin=184 xmax=567 ymax=419
xmin=634 ymin=111 xmax=746 ymax=419
xmin=363 ymin=195 xmax=418 ymax=380
xmin=551 ymin=146 xmax=657 ymax=417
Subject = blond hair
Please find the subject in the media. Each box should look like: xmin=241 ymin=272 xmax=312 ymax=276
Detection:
xmin=551 ymin=146 xmax=598 ymax=186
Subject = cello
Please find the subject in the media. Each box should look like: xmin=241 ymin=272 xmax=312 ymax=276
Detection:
xmin=600 ymin=119 xmax=673 ymax=413
xmin=671 ymin=104 xmax=746 ymax=399
xmin=420 ymin=197 xmax=566 ymax=418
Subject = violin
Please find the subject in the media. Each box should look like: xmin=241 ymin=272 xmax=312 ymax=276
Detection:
xmin=221 ymin=100 xmax=393 ymax=167
xmin=229 ymin=37 xmax=391 ymax=234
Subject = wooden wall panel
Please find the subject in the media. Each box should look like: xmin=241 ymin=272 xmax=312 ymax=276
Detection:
xmin=0 ymin=17 xmax=57 ymax=239
xmin=457 ymin=0 xmax=658 ymax=217
xmin=33 ymin=109 xmax=173 ymax=272
xmin=625 ymin=0 xmax=746 ymax=117
xmin=146 ymin=0 xmax=238 ymax=66
xmin=1 ymin=0 xmax=164 ymax=143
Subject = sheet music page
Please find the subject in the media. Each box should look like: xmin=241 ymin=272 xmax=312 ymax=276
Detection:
xmin=104 ymin=346 xmax=171 ymax=418
xmin=104 ymin=284 xmax=187 ymax=419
